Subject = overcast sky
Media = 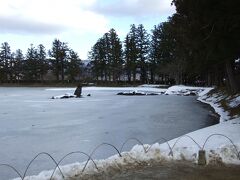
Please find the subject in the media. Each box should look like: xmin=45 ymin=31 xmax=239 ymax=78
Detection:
xmin=0 ymin=0 xmax=175 ymax=59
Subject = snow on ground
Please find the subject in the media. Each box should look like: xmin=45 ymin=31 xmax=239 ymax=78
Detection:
xmin=46 ymin=86 xmax=167 ymax=93
xmin=165 ymin=85 xmax=205 ymax=95
xmin=51 ymin=93 xmax=76 ymax=99
xmin=15 ymin=85 xmax=240 ymax=180
xmin=229 ymin=95 xmax=240 ymax=108
xmin=139 ymin=84 xmax=168 ymax=88
xmin=48 ymin=86 xmax=167 ymax=99
xmin=165 ymin=86 xmax=240 ymax=166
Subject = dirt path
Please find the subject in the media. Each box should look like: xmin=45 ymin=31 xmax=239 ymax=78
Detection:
xmin=70 ymin=161 xmax=240 ymax=180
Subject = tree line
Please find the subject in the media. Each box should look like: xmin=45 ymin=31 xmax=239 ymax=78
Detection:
xmin=1 ymin=1 xmax=239 ymax=92
xmin=0 ymin=39 xmax=82 ymax=83
xmin=89 ymin=0 xmax=240 ymax=92
xmin=89 ymin=25 xmax=153 ymax=84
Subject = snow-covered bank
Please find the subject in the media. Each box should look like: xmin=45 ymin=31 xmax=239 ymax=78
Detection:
xmin=198 ymin=88 xmax=240 ymax=122
xmin=164 ymin=86 xmax=240 ymax=165
xmin=164 ymin=85 xmax=206 ymax=96
xmin=14 ymin=85 xmax=240 ymax=180
xmin=46 ymin=86 xmax=167 ymax=93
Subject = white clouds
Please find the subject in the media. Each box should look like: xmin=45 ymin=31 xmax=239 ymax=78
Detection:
xmin=0 ymin=0 xmax=175 ymax=59
xmin=0 ymin=0 xmax=108 ymax=35
xmin=91 ymin=0 xmax=175 ymax=17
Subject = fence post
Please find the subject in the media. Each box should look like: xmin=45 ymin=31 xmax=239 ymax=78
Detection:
xmin=198 ymin=150 xmax=206 ymax=165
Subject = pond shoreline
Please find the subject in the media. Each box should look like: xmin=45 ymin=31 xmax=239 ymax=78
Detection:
xmin=12 ymin=86 xmax=239 ymax=180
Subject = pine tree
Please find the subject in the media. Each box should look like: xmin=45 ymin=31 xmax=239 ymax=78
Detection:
xmin=172 ymin=0 xmax=240 ymax=92
xmin=89 ymin=29 xmax=123 ymax=82
xmin=136 ymin=24 xmax=150 ymax=84
xmin=66 ymin=50 xmax=82 ymax=81
xmin=149 ymin=24 xmax=162 ymax=83
xmin=103 ymin=33 xmax=111 ymax=81
xmin=124 ymin=24 xmax=138 ymax=83
xmin=8 ymin=52 xmax=15 ymax=82
xmin=89 ymin=37 xmax=107 ymax=81
xmin=149 ymin=22 xmax=174 ymax=84
xmin=24 ymin=44 xmax=39 ymax=81
xmin=0 ymin=42 xmax=11 ymax=82
xmin=49 ymin=39 xmax=68 ymax=81
xmin=124 ymin=34 xmax=133 ymax=83
xmin=108 ymin=29 xmax=123 ymax=82
xmin=37 ymin=44 xmax=48 ymax=82
xmin=13 ymin=49 xmax=24 ymax=82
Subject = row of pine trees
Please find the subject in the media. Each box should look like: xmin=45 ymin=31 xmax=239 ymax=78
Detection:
xmin=89 ymin=23 xmax=189 ymax=85
xmin=89 ymin=0 xmax=240 ymax=92
xmin=0 ymin=40 xmax=82 ymax=83
xmin=0 ymin=1 xmax=239 ymax=92
xmin=89 ymin=25 xmax=158 ymax=84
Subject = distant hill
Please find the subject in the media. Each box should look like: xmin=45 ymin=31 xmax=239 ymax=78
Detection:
xmin=82 ymin=60 xmax=91 ymax=67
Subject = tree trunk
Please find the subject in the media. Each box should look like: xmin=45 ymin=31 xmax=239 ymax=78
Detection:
xmin=112 ymin=71 xmax=116 ymax=82
xmin=150 ymin=70 xmax=154 ymax=84
xmin=133 ymin=70 xmax=136 ymax=84
xmin=207 ymin=71 xmax=212 ymax=86
xmin=141 ymin=67 xmax=146 ymax=84
xmin=225 ymin=60 xmax=238 ymax=93
xmin=127 ymin=71 xmax=131 ymax=83
xmin=61 ymin=61 xmax=64 ymax=82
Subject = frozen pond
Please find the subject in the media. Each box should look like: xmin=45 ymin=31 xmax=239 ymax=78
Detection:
xmin=0 ymin=87 xmax=218 ymax=179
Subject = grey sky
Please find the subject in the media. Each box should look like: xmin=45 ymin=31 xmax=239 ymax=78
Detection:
xmin=0 ymin=16 xmax=66 ymax=35
xmin=91 ymin=0 xmax=175 ymax=17
xmin=0 ymin=0 xmax=175 ymax=59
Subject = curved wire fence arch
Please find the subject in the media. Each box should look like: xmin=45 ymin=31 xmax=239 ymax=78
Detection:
xmin=202 ymin=133 xmax=240 ymax=159
xmin=82 ymin=143 xmax=122 ymax=172
xmin=171 ymin=134 xmax=202 ymax=151
xmin=120 ymin=138 xmax=147 ymax=153
xmin=23 ymin=152 xmax=64 ymax=180
xmin=146 ymin=137 xmax=173 ymax=156
xmin=0 ymin=134 xmax=239 ymax=179
xmin=50 ymin=151 xmax=98 ymax=180
xmin=0 ymin=164 xmax=23 ymax=180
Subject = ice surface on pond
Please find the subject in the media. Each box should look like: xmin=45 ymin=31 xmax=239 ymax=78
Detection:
xmin=19 ymin=86 xmax=240 ymax=180
xmin=0 ymin=86 xmax=218 ymax=179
